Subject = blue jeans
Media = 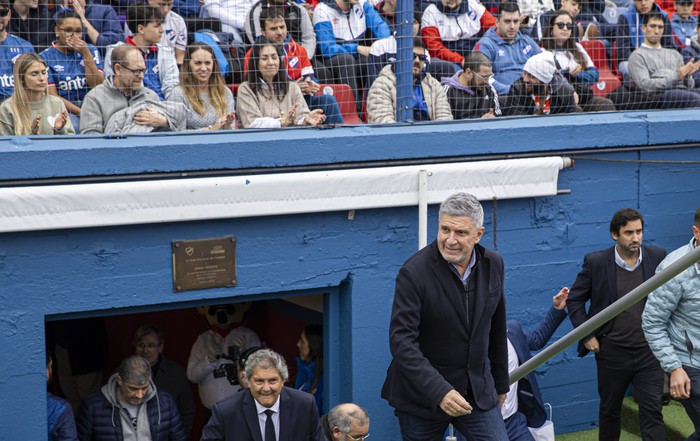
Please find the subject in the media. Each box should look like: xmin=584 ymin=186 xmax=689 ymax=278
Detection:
xmin=680 ymin=365 xmax=700 ymax=441
xmin=453 ymin=411 xmax=533 ymax=441
xmin=397 ymin=406 xmax=508 ymax=441
xmin=305 ymin=94 xmax=344 ymax=125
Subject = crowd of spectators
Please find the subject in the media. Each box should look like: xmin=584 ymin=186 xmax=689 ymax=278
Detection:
xmin=1 ymin=0 xmax=700 ymax=135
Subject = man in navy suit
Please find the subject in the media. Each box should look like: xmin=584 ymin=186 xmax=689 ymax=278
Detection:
xmin=201 ymin=348 xmax=324 ymax=441
xmin=382 ymin=192 xmax=509 ymax=441
xmin=567 ymin=208 xmax=668 ymax=441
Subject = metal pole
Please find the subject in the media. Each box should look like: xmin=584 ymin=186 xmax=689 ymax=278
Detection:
xmin=509 ymin=244 xmax=700 ymax=384
xmin=418 ymin=170 xmax=428 ymax=249
xmin=395 ymin=0 xmax=412 ymax=122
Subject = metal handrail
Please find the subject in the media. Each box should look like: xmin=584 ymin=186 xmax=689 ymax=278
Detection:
xmin=509 ymin=244 xmax=700 ymax=384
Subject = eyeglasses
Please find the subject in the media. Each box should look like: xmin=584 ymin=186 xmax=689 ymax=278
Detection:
xmin=0 ymin=6 xmax=10 ymax=16
xmin=345 ymin=433 xmax=370 ymax=441
xmin=58 ymin=27 xmax=83 ymax=35
xmin=474 ymin=72 xmax=494 ymax=82
xmin=554 ymin=22 xmax=573 ymax=30
xmin=413 ymin=53 xmax=428 ymax=62
xmin=136 ymin=343 xmax=161 ymax=351
xmin=118 ymin=64 xmax=148 ymax=76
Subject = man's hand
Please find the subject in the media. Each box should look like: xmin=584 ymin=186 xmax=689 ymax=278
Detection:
xmin=498 ymin=393 xmax=506 ymax=409
xmin=304 ymin=109 xmax=326 ymax=126
xmin=568 ymin=64 xmax=583 ymax=77
xmin=678 ymin=58 xmax=700 ymax=79
xmin=297 ymin=77 xmax=320 ymax=95
xmin=439 ymin=390 xmax=472 ymax=417
xmin=134 ymin=107 xmax=168 ymax=127
xmin=584 ymin=336 xmax=600 ymax=353
xmin=356 ymin=46 xmax=371 ymax=57
xmin=553 ymin=287 xmax=569 ymax=310
xmin=671 ymin=367 xmax=691 ymax=399
xmin=481 ymin=109 xmax=495 ymax=118
xmin=72 ymin=0 xmax=86 ymax=20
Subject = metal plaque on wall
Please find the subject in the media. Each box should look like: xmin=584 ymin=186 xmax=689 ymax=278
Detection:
xmin=172 ymin=236 xmax=237 ymax=292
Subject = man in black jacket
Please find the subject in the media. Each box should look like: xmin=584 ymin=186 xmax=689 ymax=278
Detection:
xmin=441 ymin=51 xmax=501 ymax=119
xmin=567 ymin=208 xmax=668 ymax=441
xmin=382 ymin=192 xmax=509 ymax=441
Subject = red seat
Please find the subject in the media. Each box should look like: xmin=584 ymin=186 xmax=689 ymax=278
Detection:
xmin=317 ymin=84 xmax=363 ymax=125
xmin=580 ymin=40 xmax=622 ymax=98
xmin=227 ymin=84 xmax=239 ymax=96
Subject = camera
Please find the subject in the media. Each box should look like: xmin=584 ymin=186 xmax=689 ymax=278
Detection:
xmin=212 ymin=345 xmax=241 ymax=385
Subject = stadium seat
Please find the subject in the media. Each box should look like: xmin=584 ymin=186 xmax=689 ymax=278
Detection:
xmin=581 ymin=40 xmax=622 ymax=98
xmin=317 ymin=84 xmax=363 ymax=124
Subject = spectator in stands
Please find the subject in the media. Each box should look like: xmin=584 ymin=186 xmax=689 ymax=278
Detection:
xmin=0 ymin=53 xmax=74 ymax=135
xmin=80 ymin=45 xmax=185 ymax=133
xmin=682 ymin=21 xmax=700 ymax=86
xmin=168 ymin=42 xmax=236 ymax=130
xmin=540 ymin=10 xmax=615 ymax=111
xmin=441 ymin=51 xmax=501 ymax=119
xmin=0 ymin=0 xmax=35 ymax=100
xmin=375 ymin=0 xmax=396 ymax=30
xmin=132 ymin=325 xmax=196 ymax=436
xmin=420 ymin=0 xmax=496 ymax=67
xmin=244 ymin=9 xmax=343 ymax=124
xmin=502 ymin=51 xmax=578 ymax=115
xmin=296 ymin=324 xmax=324 ymax=412
xmin=629 ymin=12 xmax=700 ymax=108
xmin=671 ymin=0 xmax=697 ymax=48
xmin=54 ymin=0 xmax=123 ymax=55
xmin=245 ymin=0 xmax=316 ymax=58
xmin=105 ymin=3 xmax=179 ymax=100
xmin=9 ymin=0 xmax=53 ymax=51
xmin=41 ymin=10 xmax=104 ymax=131
xmin=313 ymin=0 xmax=391 ymax=113
xmin=532 ymin=0 xmax=580 ymax=42
xmin=615 ymin=0 xmax=677 ymax=80
xmin=321 ymin=403 xmax=370 ymax=441
xmin=148 ymin=0 xmax=187 ymax=66
xmin=367 ymin=39 xmax=452 ymax=123
xmin=47 ymin=353 xmax=79 ymax=441
xmin=475 ymin=2 xmax=541 ymax=96
xmin=237 ymin=38 xmax=326 ymax=128
xmin=200 ymin=0 xmax=254 ymax=43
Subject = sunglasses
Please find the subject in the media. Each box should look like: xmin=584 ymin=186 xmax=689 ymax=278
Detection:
xmin=414 ymin=53 xmax=428 ymax=62
xmin=0 ymin=6 xmax=10 ymax=16
xmin=555 ymin=22 xmax=573 ymax=30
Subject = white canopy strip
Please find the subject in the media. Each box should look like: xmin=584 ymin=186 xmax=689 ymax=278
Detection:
xmin=0 ymin=156 xmax=571 ymax=233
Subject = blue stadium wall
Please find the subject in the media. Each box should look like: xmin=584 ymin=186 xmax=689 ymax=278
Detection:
xmin=1 ymin=110 xmax=699 ymax=440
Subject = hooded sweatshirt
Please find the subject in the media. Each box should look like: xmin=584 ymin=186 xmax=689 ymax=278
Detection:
xmin=441 ymin=70 xmax=501 ymax=119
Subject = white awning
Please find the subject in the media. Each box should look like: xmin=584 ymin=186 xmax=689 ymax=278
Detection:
xmin=0 ymin=156 xmax=571 ymax=233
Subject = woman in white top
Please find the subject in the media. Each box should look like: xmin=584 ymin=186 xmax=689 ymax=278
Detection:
xmin=236 ymin=38 xmax=325 ymax=129
xmin=168 ymin=43 xmax=236 ymax=130
xmin=540 ymin=10 xmax=615 ymax=112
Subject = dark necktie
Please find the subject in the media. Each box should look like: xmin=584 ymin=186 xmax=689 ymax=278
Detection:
xmin=264 ymin=409 xmax=276 ymax=441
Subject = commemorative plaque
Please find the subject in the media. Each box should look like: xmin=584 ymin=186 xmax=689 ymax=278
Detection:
xmin=172 ymin=237 xmax=237 ymax=292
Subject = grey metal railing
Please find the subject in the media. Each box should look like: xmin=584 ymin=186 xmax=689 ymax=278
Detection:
xmin=509 ymin=244 xmax=700 ymax=384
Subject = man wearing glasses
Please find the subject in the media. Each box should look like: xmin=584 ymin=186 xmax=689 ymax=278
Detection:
xmin=80 ymin=45 xmax=179 ymax=133
xmin=77 ymin=355 xmax=188 ymax=441
xmin=321 ymin=403 xmax=370 ymax=441
xmin=0 ymin=0 xmax=35 ymax=100
xmin=441 ymin=51 xmax=501 ymax=119
xmin=366 ymin=38 xmax=452 ymax=123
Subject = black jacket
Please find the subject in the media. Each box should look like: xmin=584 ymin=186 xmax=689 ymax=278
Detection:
xmin=9 ymin=5 xmax=53 ymax=52
xmin=502 ymin=73 xmax=577 ymax=116
xmin=382 ymin=241 xmax=508 ymax=420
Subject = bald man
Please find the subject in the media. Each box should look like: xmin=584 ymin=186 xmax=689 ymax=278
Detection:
xmin=321 ymin=403 xmax=370 ymax=441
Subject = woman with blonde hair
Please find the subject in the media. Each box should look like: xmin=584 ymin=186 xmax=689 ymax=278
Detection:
xmin=168 ymin=42 xmax=236 ymax=131
xmin=0 ymin=53 xmax=74 ymax=135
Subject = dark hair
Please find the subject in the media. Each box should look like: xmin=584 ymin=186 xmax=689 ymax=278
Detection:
xmin=642 ymin=11 xmax=665 ymax=26
xmin=303 ymin=324 xmax=323 ymax=392
xmin=694 ymin=207 xmax=700 ymax=228
xmin=246 ymin=37 xmax=288 ymax=100
xmin=55 ymin=10 xmax=82 ymax=26
xmin=413 ymin=38 xmax=426 ymax=50
xmin=133 ymin=324 xmax=164 ymax=346
xmin=610 ymin=208 xmax=644 ymax=235
xmin=127 ymin=2 xmax=164 ymax=36
xmin=259 ymin=7 xmax=286 ymax=32
xmin=499 ymin=2 xmax=520 ymax=15
xmin=541 ymin=10 xmax=587 ymax=69
xmin=464 ymin=51 xmax=491 ymax=73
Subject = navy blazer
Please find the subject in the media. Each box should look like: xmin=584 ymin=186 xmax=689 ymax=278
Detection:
xmin=507 ymin=306 xmax=567 ymax=429
xmin=567 ymin=244 xmax=667 ymax=357
xmin=201 ymin=387 xmax=324 ymax=441
xmin=382 ymin=241 xmax=508 ymax=420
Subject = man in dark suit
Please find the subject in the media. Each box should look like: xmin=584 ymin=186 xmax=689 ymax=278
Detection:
xmin=382 ymin=192 xmax=509 ymax=441
xmin=567 ymin=208 xmax=668 ymax=441
xmin=201 ymin=348 xmax=324 ymax=441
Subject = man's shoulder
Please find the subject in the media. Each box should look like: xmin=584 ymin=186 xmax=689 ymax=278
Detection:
xmin=2 ymin=34 xmax=34 ymax=48
xmin=213 ymin=388 xmax=249 ymax=411
xmin=584 ymin=246 xmax=614 ymax=262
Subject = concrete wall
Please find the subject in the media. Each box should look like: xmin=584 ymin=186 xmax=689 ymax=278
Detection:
xmin=1 ymin=111 xmax=699 ymax=440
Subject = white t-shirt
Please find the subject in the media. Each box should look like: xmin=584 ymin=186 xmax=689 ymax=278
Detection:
xmin=501 ymin=338 xmax=519 ymax=420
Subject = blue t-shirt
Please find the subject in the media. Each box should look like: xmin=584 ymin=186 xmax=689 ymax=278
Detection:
xmin=0 ymin=35 xmax=36 ymax=99
xmin=41 ymin=43 xmax=104 ymax=106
